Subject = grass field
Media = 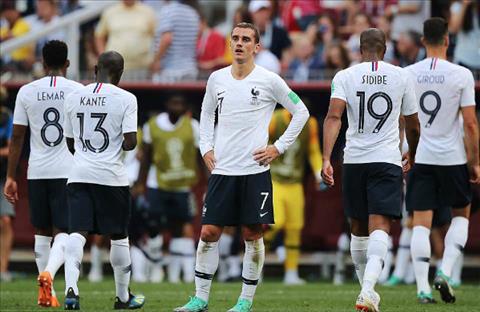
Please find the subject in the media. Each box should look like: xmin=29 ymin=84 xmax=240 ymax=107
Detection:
xmin=0 ymin=278 xmax=479 ymax=311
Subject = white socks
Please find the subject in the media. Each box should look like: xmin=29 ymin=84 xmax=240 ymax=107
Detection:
xmin=350 ymin=234 xmax=369 ymax=285
xmin=240 ymin=238 xmax=265 ymax=302
xmin=181 ymin=238 xmax=196 ymax=283
xmin=34 ymin=235 xmax=52 ymax=273
xmin=411 ymin=226 xmax=431 ymax=294
xmin=45 ymin=233 xmax=68 ymax=279
xmin=440 ymin=216 xmax=469 ymax=277
xmin=195 ymin=240 xmax=219 ymax=302
xmin=362 ymin=230 xmax=388 ymax=292
xmin=379 ymin=236 xmax=394 ymax=283
xmin=64 ymin=233 xmax=86 ymax=295
xmin=451 ymin=253 xmax=464 ymax=285
xmin=110 ymin=238 xmax=131 ymax=303
xmin=392 ymin=227 xmax=412 ymax=279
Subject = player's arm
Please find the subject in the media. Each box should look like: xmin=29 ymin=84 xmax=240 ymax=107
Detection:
xmin=403 ymin=113 xmax=420 ymax=167
xmin=322 ymin=98 xmax=345 ymax=187
xmin=459 ymin=69 xmax=479 ymax=183
xmin=4 ymin=124 xmax=26 ymax=204
xmin=122 ymin=132 xmax=137 ymax=151
xmin=306 ymin=117 xmax=323 ymax=183
xmin=199 ymin=75 xmax=218 ymax=172
xmin=254 ymin=75 xmax=309 ymax=166
xmin=401 ymin=73 xmax=420 ymax=171
xmin=461 ymin=106 xmax=480 ymax=184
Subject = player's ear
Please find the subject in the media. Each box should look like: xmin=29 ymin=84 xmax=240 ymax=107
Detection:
xmin=94 ymin=65 xmax=98 ymax=78
xmin=254 ymin=42 xmax=260 ymax=54
xmin=444 ymin=34 xmax=449 ymax=47
xmin=420 ymin=36 xmax=426 ymax=47
xmin=65 ymin=59 xmax=70 ymax=69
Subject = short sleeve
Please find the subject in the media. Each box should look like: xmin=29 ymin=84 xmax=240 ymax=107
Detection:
xmin=142 ymin=122 xmax=152 ymax=144
xmin=330 ymin=70 xmax=347 ymax=102
xmin=13 ymin=89 xmax=28 ymax=126
xmin=401 ymin=75 xmax=418 ymax=116
xmin=459 ymin=69 xmax=475 ymax=107
xmin=122 ymin=94 xmax=138 ymax=133
xmin=157 ymin=6 xmax=173 ymax=34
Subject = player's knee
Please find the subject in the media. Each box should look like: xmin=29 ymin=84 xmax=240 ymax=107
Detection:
xmin=242 ymin=225 xmax=263 ymax=241
xmin=200 ymin=226 xmax=222 ymax=242
xmin=452 ymin=205 xmax=470 ymax=219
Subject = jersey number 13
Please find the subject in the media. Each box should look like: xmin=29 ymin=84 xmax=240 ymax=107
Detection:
xmin=76 ymin=112 xmax=109 ymax=153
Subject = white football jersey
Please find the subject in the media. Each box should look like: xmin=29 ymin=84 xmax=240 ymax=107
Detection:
xmin=13 ymin=76 xmax=83 ymax=179
xmin=200 ymin=65 xmax=309 ymax=176
xmin=331 ymin=61 xmax=418 ymax=166
xmin=406 ymin=58 xmax=475 ymax=165
xmin=64 ymin=82 xmax=138 ymax=186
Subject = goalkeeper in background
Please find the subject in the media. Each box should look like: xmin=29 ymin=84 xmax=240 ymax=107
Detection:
xmin=264 ymin=106 xmax=323 ymax=285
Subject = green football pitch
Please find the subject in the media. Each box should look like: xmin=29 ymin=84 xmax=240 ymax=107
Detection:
xmin=0 ymin=278 xmax=479 ymax=311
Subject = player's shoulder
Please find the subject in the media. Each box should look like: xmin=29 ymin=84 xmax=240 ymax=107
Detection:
xmin=106 ymin=84 xmax=137 ymax=102
xmin=208 ymin=65 xmax=231 ymax=81
xmin=63 ymin=78 xmax=84 ymax=89
xmin=447 ymin=61 xmax=474 ymax=79
xmin=18 ymin=77 xmax=46 ymax=95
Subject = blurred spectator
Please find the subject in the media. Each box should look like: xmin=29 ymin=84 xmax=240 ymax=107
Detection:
xmin=449 ymin=0 xmax=480 ymax=70
xmin=0 ymin=1 xmax=34 ymax=72
xmin=255 ymin=46 xmax=281 ymax=74
xmin=224 ymin=4 xmax=252 ymax=65
xmin=287 ymin=35 xmax=323 ymax=82
xmin=197 ymin=12 xmax=226 ymax=72
xmin=59 ymin=0 xmax=81 ymax=15
xmin=306 ymin=13 xmax=339 ymax=68
xmin=324 ymin=41 xmax=351 ymax=75
xmin=395 ymin=31 xmax=425 ymax=67
xmin=95 ymin=0 xmax=155 ymax=74
xmin=345 ymin=12 xmax=371 ymax=63
xmin=28 ymin=0 xmax=66 ymax=59
xmin=151 ymin=0 xmax=199 ymax=82
xmin=0 ymin=86 xmax=14 ymax=283
xmin=388 ymin=0 xmax=431 ymax=41
xmin=377 ymin=16 xmax=395 ymax=64
xmin=347 ymin=0 xmax=396 ymax=26
xmin=280 ymin=0 xmax=322 ymax=32
xmin=249 ymin=0 xmax=292 ymax=67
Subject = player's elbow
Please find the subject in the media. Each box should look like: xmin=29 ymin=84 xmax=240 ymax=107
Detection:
xmin=464 ymin=119 xmax=479 ymax=136
xmin=122 ymin=139 xmax=137 ymax=151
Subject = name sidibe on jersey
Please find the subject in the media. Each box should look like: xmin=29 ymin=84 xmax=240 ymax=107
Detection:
xmin=362 ymin=74 xmax=387 ymax=85
xmin=37 ymin=91 xmax=64 ymax=101
xmin=80 ymin=96 xmax=107 ymax=106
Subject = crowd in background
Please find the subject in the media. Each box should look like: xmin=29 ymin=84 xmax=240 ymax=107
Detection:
xmin=1 ymin=0 xmax=479 ymax=81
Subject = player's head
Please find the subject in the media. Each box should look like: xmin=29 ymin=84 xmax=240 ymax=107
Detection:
xmin=359 ymin=28 xmax=386 ymax=59
xmin=230 ymin=22 xmax=260 ymax=64
xmin=95 ymin=51 xmax=124 ymax=85
xmin=165 ymin=93 xmax=188 ymax=120
xmin=42 ymin=40 xmax=69 ymax=73
xmin=422 ymin=17 xmax=449 ymax=48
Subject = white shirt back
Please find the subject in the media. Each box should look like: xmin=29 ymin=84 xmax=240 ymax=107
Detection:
xmin=406 ymin=58 xmax=475 ymax=165
xmin=331 ymin=61 xmax=418 ymax=166
xmin=64 ymin=83 xmax=138 ymax=186
xmin=13 ymin=76 xmax=83 ymax=179
xmin=200 ymin=65 xmax=309 ymax=176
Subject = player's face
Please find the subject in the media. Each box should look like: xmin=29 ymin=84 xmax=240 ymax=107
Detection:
xmin=230 ymin=27 xmax=260 ymax=64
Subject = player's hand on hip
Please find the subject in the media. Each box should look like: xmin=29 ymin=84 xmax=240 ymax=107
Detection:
xmin=321 ymin=160 xmax=334 ymax=187
xmin=402 ymin=152 xmax=412 ymax=173
xmin=469 ymin=164 xmax=480 ymax=184
xmin=203 ymin=150 xmax=216 ymax=172
xmin=4 ymin=177 xmax=18 ymax=204
xmin=253 ymin=145 xmax=280 ymax=167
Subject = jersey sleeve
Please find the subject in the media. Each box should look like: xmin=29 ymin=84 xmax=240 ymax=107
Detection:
xmin=401 ymin=74 xmax=418 ymax=116
xmin=122 ymin=94 xmax=138 ymax=133
xmin=12 ymin=88 xmax=28 ymax=126
xmin=459 ymin=69 xmax=476 ymax=107
xmin=330 ymin=70 xmax=347 ymax=102
xmin=270 ymin=73 xmax=309 ymax=154
xmin=199 ymin=74 xmax=218 ymax=156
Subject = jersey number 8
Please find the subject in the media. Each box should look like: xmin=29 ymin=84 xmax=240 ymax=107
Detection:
xmin=76 ymin=112 xmax=109 ymax=153
xmin=41 ymin=107 xmax=63 ymax=147
xmin=356 ymin=91 xmax=393 ymax=133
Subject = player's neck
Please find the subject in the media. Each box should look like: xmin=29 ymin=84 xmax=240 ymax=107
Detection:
xmin=361 ymin=53 xmax=383 ymax=63
xmin=96 ymin=73 xmax=116 ymax=85
xmin=231 ymin=61 xmax=255 ymax=80
xmin=426 ymin=46 xmax=447 ymax=60
xmin=45 ymin=69 xmax=64 ymax=77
